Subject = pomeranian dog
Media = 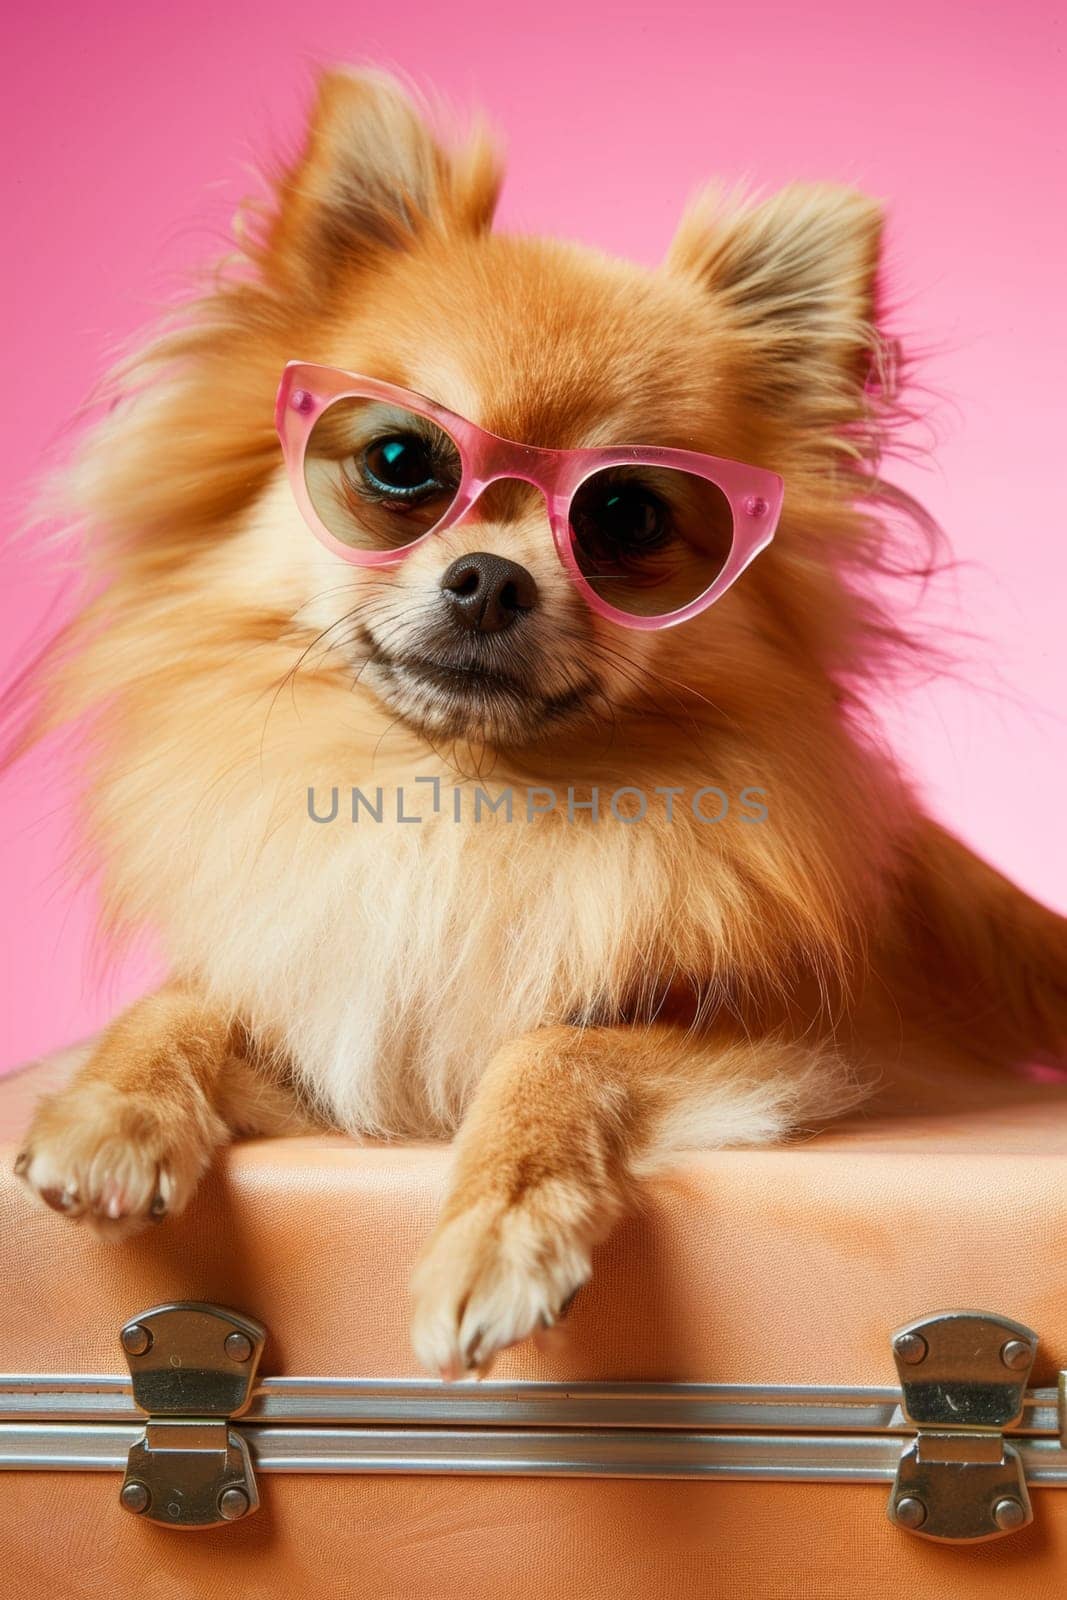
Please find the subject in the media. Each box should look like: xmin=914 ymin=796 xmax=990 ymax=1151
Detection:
xmin=11 ymin=69 xmax=1065 ymax=1377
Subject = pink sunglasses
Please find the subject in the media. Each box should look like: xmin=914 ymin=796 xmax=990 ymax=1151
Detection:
xmin=275 ymin=362 xmax=783 ymax=630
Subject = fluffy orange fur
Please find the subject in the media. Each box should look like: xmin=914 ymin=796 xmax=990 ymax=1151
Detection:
xmin=11 ymin=68 xmax=1066 ymax=1375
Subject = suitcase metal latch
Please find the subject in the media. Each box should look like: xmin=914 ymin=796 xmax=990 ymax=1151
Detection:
xmin=118 ymin=1301 xmax=266 ymax=1529
xmin=888 ymin=1309 xmax=1037 ymax=1543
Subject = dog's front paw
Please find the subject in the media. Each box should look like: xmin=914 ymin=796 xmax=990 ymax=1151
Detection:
xmin=15 ymin=1080 xmax=222 ymax=1240
xmin=410 ymin=1188 xmax=591 ymax=1378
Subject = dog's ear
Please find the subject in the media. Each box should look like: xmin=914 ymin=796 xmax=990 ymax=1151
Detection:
xmin=665 ymin=184 xmax=883 ymax=416
xmin=266 ymin=68 xmax=502 ymax=287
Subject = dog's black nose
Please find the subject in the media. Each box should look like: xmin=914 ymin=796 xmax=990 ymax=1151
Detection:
xmin=439 ymin=552 xmax=538 ymax=633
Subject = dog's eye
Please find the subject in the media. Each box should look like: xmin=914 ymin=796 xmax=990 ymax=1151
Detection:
xmin=360 ymin=434 xmax=443 ymax=498
xmin=305 ymin=400 xmax=462 ymax=553
xmin=570 ymin=476 xmax=672 ymax=565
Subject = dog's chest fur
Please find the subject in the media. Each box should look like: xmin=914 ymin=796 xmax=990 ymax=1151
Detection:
xmin=143 ymin=784 xmax=695 ymax=1138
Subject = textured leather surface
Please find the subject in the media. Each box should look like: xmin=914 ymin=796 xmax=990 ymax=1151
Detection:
xmin=2 ymin=1057 xmax=1066 ymax=1383
xmin=4 ymin=1477 xmax=1067 ymax=1599
xmin=2 ymin=1058 xmax=1067 ymax=1595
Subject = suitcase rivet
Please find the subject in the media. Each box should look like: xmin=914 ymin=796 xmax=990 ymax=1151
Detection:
xmin=224 ymin=1331 xmax=254 ymax=1363
xmin=120 ymin=1481 xmax=150 ymax=1515
xmin=1000 ymin=1339 xmax=1032 ymax=1371
xmin=218 ymin=1487 xmax=250 ymax=1521
xmin=993 ymin=1497 xmax=1027 ymax=1532
xmin=894 ymin=1496 xmax=927 ymax=1529
xmin=893 ymin=1333 xmax=927 ymax=1365
xmin=121 ymin=1324 xmax=152 ymax=1357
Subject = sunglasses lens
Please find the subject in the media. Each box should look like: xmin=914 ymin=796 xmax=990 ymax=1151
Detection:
xmin=304 ymin=396 xmax=462 ymax=553
xmin=569 ymin=465 xmax=734 ymax=618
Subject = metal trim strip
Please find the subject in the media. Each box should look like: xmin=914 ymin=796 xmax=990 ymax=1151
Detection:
xmin=0 ymin=1376 xmax=1058 ymax=1436
xmin=3 ymin=1423 xmax=1067 ymax=1485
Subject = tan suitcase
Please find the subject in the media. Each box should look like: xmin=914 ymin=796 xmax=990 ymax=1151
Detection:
xmin=3 ymin=1052 xmax=1067 ymax=1598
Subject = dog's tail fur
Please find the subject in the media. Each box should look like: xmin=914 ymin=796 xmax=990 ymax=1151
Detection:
xmin=893 ymin=816 xmax=1067 ymax=1066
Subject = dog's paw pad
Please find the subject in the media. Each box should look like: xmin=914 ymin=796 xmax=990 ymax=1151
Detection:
xmin=16 ymin=1084 xmax=206 ymax=1239
xmin=410 ymin=1195 xmax=591 ymax=1378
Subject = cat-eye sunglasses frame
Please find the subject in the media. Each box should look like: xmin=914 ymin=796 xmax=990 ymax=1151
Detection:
xmin=275 ymin=361 xmax=784 ymax=631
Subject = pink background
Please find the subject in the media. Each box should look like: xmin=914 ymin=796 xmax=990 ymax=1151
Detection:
xmin=1 ymin=1 xmax=1064 ymax=1071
